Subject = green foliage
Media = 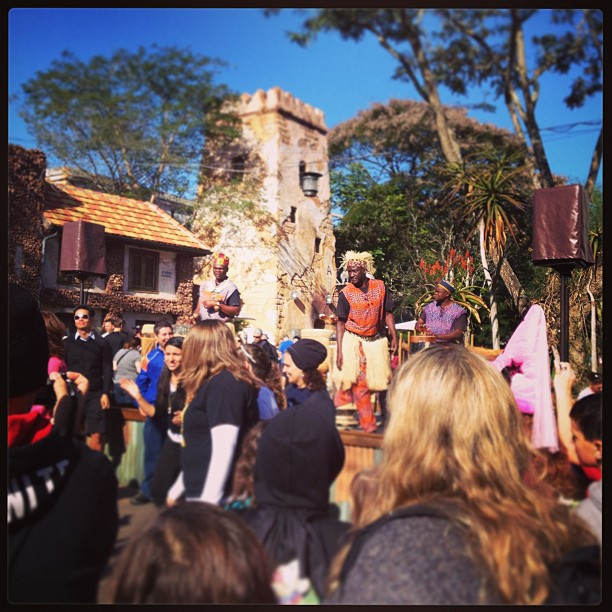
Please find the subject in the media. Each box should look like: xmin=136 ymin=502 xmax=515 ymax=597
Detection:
xmin=414 ymin=249 xmax=489 ymax=323
xmin=329 ymin=98 xmax=525 ymax=322
xmin=588 ymin=184 xmax=602 ymax=263
xmin=437 ymin=148 xmax=532 ymax=253
xmin=16 ymin=45 xmax=238 ymax=199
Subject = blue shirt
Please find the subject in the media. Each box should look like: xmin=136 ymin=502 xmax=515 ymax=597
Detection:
xmin=284 ymin=384 xmax=313 ymax=408
xmin=257 ymin=386 xmax=280 ymax=420
xmin=135 ymin=346 xmax=164 ymax=405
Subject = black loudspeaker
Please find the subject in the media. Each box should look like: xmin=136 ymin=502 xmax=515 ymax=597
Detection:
xmin=59 ymin=220 xmax=107 ymax=276
xmin=532 ymin=184 xmax=594 ymax=269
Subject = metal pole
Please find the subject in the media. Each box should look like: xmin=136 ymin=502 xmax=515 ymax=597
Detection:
xmin=558 ymin=268 xmax=572 ymax=362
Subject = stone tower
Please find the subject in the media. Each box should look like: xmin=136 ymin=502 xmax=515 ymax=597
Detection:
xmin=194 ymin=87 xmax=336 ymax=342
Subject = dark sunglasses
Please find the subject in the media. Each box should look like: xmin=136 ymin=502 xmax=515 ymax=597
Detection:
xmin=74 ymin=313 xmax=89 ymax=320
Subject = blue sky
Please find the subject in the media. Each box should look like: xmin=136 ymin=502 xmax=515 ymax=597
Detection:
xmin=8 ymin=7 xmax=602 ymax=187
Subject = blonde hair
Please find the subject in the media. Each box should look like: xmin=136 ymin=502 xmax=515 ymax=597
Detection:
xmin=349 ymin=467 xmax=380 ymax=527
xmin=327 ymin=345 xmax=593 ymax=604
xmin=179 ymin=320 xmax=258 ymax=404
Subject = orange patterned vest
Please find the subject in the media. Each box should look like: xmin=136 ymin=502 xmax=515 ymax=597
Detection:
xmin=342 ymin=279 xmax=386 ymax=337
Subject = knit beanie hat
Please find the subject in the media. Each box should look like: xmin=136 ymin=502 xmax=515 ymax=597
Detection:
xmin=254 ymin=400 xmax=345 ymax=511
xmin=9 ymin=284 xmax=49 ymax=398
xmin=287 ymin=339 xmax=327 ymax=371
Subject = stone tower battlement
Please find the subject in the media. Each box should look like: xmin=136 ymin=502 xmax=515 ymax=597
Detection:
xmin=239 ymin=87 xmax=327 ymax=133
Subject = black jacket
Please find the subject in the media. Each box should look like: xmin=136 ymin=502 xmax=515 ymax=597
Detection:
xmin=8 ymin=429 xmax=119 ymax=603
xmin=63 ymin=332 xmax=113 ymax=394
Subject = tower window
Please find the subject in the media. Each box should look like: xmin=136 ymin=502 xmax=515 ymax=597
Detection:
xmin=314 ymin=237 xmax=321 ymax=253
xmin=289 ymin=207 xmax=297 ymax=223
xmin=231 ymin=156 xmax=245 ymax=182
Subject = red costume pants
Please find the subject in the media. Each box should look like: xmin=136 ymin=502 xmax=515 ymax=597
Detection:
xmin=334 ymin=343 xmax=377 ymax=433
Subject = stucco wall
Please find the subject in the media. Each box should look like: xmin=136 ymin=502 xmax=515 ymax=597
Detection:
xmin=195 ymin=88 xmax=336 ymax=341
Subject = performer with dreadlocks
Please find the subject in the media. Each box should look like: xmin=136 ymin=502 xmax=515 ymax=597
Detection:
xmin=332 ymin=251 xmax=397 ymax=433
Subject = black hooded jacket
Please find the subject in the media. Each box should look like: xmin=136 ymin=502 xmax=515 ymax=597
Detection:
xmin=240 ymin=394 xmax=349 ymax=598
xmin=8 ymin=429 xmax=119 ymax=603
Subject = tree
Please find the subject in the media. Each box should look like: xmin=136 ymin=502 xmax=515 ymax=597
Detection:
xmin=15 ymin=45 xmax=238 ymax=200
xmin=433 ymin=8 xmax=602 ymax=196
xmin=329 ymin=97 xmax=528 ymax=340
xmin=268 ymin=8 xmax=602 ymax=311
xmin=438 ymin=149 xmax=533 ymax=348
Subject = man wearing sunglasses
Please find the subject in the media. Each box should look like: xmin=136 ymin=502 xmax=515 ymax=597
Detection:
xmin=63 ymin=304 xmax=113 ymax=452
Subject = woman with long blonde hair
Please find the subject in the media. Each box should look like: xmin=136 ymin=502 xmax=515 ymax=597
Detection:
xmin=325 ymin=344 xmax=598 ymax=605
xmin=166 ymin=320 xmax=260 ymax=506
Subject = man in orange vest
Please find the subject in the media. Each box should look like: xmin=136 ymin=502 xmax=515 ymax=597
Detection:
xmin=332 ymin=251 xmax=397 ymax=433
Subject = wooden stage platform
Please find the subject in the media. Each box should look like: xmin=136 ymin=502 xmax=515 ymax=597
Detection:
xmin=332 ymin=429 xmax=383 ymax=521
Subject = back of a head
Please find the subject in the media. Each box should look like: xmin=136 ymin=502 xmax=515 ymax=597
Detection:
xmin=182 ymin=320 xmax=237 ymax=369
xmin=41 ymin=310 xmax=67 ymax=357
xmin=9 ymin=284 xmax=49 ymax=400
xmin=254 ymin=400 xmax=345 ymax=511
xmin=384 ymin=345 xmax=529 ymax=497
xmin=111 ymin=502 xmax=276 ymax=604
xmin=242 ymin=343 xmax=271 ymax=380
xmin=126 ymin=335 xmax=141 ymax=350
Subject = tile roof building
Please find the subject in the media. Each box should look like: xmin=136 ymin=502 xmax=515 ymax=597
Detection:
xmin=44 ymin=181 xmax=207 ymax=255
xmin=9 ymin=144 xmax=210 ymax=334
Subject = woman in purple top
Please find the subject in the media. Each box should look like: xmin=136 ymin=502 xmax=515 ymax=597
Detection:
xmin=415 ymin=280 xmax=467 ymax=344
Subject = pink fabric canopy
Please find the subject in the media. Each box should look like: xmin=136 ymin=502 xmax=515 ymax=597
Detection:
xmin=492 ymin=304 xmax=559 ymax=452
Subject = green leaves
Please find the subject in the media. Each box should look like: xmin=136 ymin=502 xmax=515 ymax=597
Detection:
xmin=415 ymin=250 xmax=489 ymax=323
xmin=17 ymin=45 xmax=236 ymax=198
xmin=439 ymin=148 xmax=530 ymax=252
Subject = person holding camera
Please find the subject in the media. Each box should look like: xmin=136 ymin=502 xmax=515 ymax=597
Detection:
xmin=8 ymin=284 xmax=119 ymax=603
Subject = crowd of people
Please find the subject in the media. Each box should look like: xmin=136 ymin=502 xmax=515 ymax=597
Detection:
xmin=7 ymin=247 xmax=602 ymax=604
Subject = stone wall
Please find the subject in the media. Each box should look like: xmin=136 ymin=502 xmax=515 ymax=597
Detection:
xmin=194 ymin=87 xmax=336 ymax=341
xmin=39 ymin=239 xmax=195 ymax=322
xmin=8 ymin=144 xmax=47 ymax=298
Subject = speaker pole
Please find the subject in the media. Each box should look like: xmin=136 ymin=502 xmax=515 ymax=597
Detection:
xmin=557 ymin=264 xmax=574 ymax=363
xmin=76 ymin=272 xmax=88 ymax=305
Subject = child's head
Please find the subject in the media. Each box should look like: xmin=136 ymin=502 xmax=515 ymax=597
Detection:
xmin=110 ymin=502 xmax=276 ymax=604
xmin=588 ymin=371 xmax=602 ymax=393
xmin=570 ymin=393 xmax=602 ymax=468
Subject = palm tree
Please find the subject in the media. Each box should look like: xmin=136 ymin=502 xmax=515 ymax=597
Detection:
xmin=440 ymin=149 xmax=530 ymax=348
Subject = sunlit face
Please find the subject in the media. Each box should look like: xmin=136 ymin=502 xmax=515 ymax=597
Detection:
xmin=213 ymin=265 xmax=228 ymax=283
xmin=571 ymin=420 xmax=602 ymax=467
xmin=103 ymin=320 xmax=114 ymax=333
xmin=164 ymin=345 xmax=183 ymax=372
xmin=282 ymin=351 xmax=305 ymax=388
xmin=347 ymin=263 xmax=366 ymax=287
xmin=433 ymin=285 xmax=451 ymax=303
xmin=156 ymin=326 xmax=174 ymax=349
xmin=74 ymin=308 xmax=92 ymax=332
